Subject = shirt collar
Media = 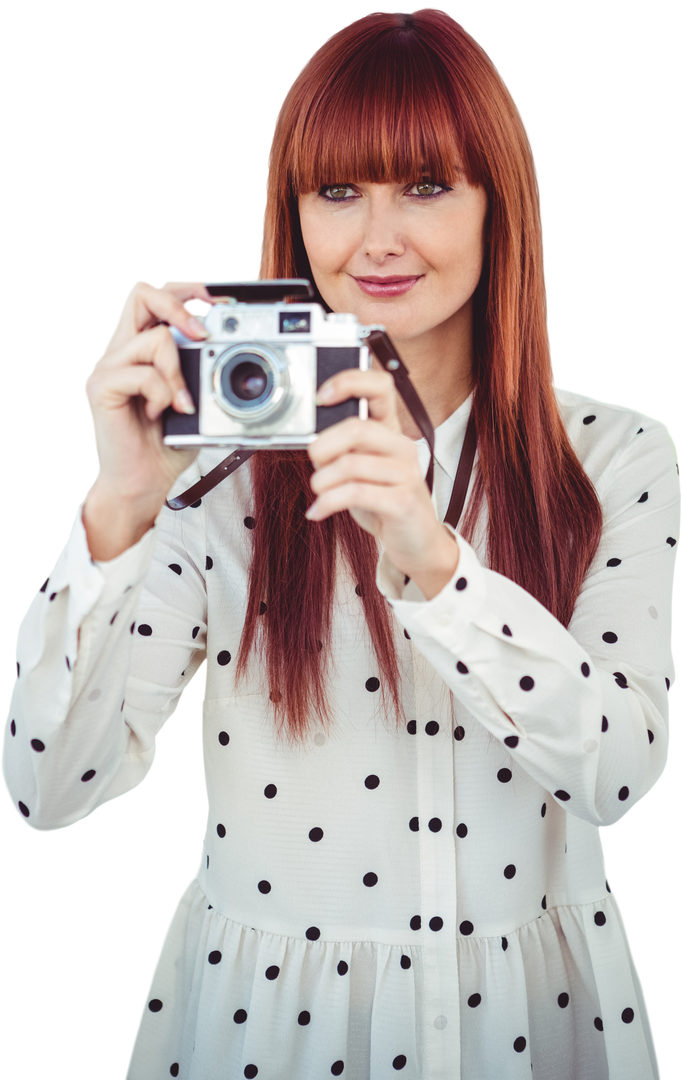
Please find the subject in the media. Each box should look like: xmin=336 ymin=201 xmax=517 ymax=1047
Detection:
xmin=412 ymin=390 xmax=474 ymax=482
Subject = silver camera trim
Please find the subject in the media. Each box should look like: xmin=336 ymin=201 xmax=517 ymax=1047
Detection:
xmin=212 ymin=343 xmax=290 ymax=422
xmin=164 ymin=302 xmax=374 ymax=449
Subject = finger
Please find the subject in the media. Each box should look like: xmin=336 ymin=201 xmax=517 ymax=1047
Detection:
xmin=317 ymin=369 xmax=400 ymax=428
xmin=310 ymin=453 xmax=407 ymax=496
xmin=108 ymin=281 xmax=212 ymax=352
xmin=89 ymin=362 xmax=175 ymax=423
xmin=92 ymin=325 xmax=194 ymax=415
xmin=309 ymin=481 xmax=397 ymax=522
xmin=316 ymin=368 xmax=393 ymax=401
xmin=308 ymin=417 xmax=416 ymax=470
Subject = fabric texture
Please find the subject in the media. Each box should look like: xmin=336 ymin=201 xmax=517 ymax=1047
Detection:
xmin=4 ymin=387 xmax=679 ymax=1080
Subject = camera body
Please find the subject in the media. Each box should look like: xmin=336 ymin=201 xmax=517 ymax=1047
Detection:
xmin=162 ymin=281 xmax=374 ymax=449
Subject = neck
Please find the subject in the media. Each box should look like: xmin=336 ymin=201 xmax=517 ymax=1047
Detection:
xmin=373 ymin=308 xmax=475 ymax=438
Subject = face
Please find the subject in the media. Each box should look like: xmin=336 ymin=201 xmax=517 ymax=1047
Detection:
xmin=298 ymin=173 xmax=488 ymax=344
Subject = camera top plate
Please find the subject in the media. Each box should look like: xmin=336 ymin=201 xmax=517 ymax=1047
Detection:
xmin=205 ymin=280 xmax=314 ymax=303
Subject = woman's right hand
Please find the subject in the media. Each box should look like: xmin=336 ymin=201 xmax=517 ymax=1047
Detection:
xmin=82 ymin=281 xmax=214 ymax=561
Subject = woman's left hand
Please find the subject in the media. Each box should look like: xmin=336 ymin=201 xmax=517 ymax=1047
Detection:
xmin=306 ymin=368 xmax=460 ymax=600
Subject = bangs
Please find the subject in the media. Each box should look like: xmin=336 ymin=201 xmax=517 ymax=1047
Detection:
xmin=286 ymin=33 xmax=470 ymax=194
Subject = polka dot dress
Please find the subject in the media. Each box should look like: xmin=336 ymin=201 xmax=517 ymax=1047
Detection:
xmin=4 ymin=389 xmax=679 ymax=1080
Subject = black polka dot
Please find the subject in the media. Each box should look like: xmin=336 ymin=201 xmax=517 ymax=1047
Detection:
xmin=309 ymin=827 xmax=324 ymax=842
xmin=502 ymin=624 xmax=512 ymax=636
xmin=519 ymin=676 xmax=534 ymax=691
xmin=208 ymin=950 xmax=222 ymax=964
xmin=497 ymin=768 xmax=512 ymax=784
xmin=409 ymin=816 xmax=419 ymax=831
xmin=337 ymin=961 xmax=348 ymax=975
xmin=558 ymin=992 xmax=569 ymax=1008
xmin=407 ymin=720 xmax=417 ymax=734
xmin=581 ymin=662 xmax=590 ymax=677
xmin=130 ymin=622 xmax=135 ymax=635
xmin=258 ymin=880 xmax=271 ymax=894
xmin=217 ymin=823 xmax=226 ymax=838
xmin=648 ymin=729 xmax=654 ymax=744
xmin=18 ymin=801 xmax=29 ymax=817
xmin=10 ymin=719 xmax=16 ymax=736
xmin=428 ymin=817 xmax=442 ymax=832
xmin=404 ymin=629 xmax=411 ymax=640
xmin=355 ymin=583 xmax=363 ymax=597
xmin=606 ymin=557 xmax=621 ymax=567
xmin=618 ymin=786 xmax=629 ymax=800
xmin=554 ymin=789 xmax=571 ymax=801
xmin=429 ymin=916 xmax=443 ymax=931
xmin=602 ymin=716 xmax=609 ymax=732
xmin=190 ymin=499 xmax=202 ymax=509
xmin=613 ymin=671 xmax=628 ymax=688
xmin=513 ymin=1037 xmax=527 ymax=1053
xmin=410 ymin=915 xmax=421 ymax=930
xmin=606 ymin=880 xmax=611 ymax=893
xmin=259 ymin=601 xmax=267 ymax=616
xmin=665 ymin=677 xmax=671 ymax=690
xmin=638 ymin=492 xmax=648 ymax=503
xmin=503 ymin=735 xmax=519 ymax=749
xmin=541 ymin=802 xmax=546 ymax=817
xmin=667 ymin=537 xmax=677 ymax=547
xmin=206 ymin=555 xmax=213 ymax=569
xmin=217 ymin=650 xmax=231 ymax=666
xmin=456 ymin=823 xmax=468 ymax=838
xmin=138 ymin=624 xmax=152 ymax=636
xmin=425 ymin=720 xmax=439 ymax=736
xmin=110 ymin=611 xmax=118 ymax=625
xmin=306 ymin=927 xmax=320 ymax=941
xmin=244 ymin=1066 xmax=258 ymax=1079
xmin=456 ymin=661 xmax=468 ymax=674
xmin=454 ymin=726 xmax=465 ymax=741
xmin=30 ymin=738 xmax=45 ymax=752
xmin=459 ymin=920 xmax=474 ymax=935
xmin=602 ymin=631 xmax=618 ymax=643
xmin=594 ymin=1017 xmax=603 ymax=1031
xmin=264 ymin=784 xmax=277 ymax=798
xmin=170 ymin=1065 xmax=179 ymax=1077
xmin=40 ymin=578 xmax=49 ymax=593
xmin=265 ymin=964 xmax=280 ymax=978
xmin=244 ymin=516 xmax=256 ymax=529
xmin=234 ymin=1008 xmax=247 ymax=1023
xmin=218 ymin=731 xmax=230 ymax=746
xmin=403 ymin=575 xmax=410 ymax=586
xmin=331 ymin=1063 xmax=344 ymax=1077
xmin=81 ymin=769 xmax=96 ymax=782
xmin=392 ymin=1054 xmax=407 ymax=1070
xmin=583 ymin=415 xmax=596 ymax=425
xmin=594 ymin=911 xmax=606 ymax=926
xmin=169 ymin=563 xmax=182 ymax=575
xmin=363 ymin=872 xmax=378 ymax=887
xmin=637 ymin=427 xmax=644 ymax=434
xmin=365 ymin=677 xmax=380 ymax=692
xmin=16 ymin=662 xmax=20 ymax=677
xmin=49 ymin=593 xmax=57 ymax=602
xmin=622 ymin=1007 xmax=634 ymax=1024
xmin=541 ymin=894 xmax=547 ymax=910
xmin=501 ymin=936 xmax=508 ymax=950
xmin=455 ymin=577 xmax=467 ymax=591
xmin=148 ymin=999 xmax=163 ymax=1012
xmin=504 ymin=864 xmax=516 ymax=879
xmin=207 ymin=856 xmax=209 ymax=868
xmin=298 ymin=1010 xmax=310 ymax=1025
xmin=66 ymin=656 xmax=71 ymax=671
xmin=400 ymin=954 xmax=411 ymax=969
xmin=468 ymin=993 xmax=482 ymax=1008
xmin=365 ymin=774 xmax=380 ymax=789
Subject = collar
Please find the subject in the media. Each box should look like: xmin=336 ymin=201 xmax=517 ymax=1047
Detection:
xmin=411 ymin=390 xmax=474 ymax=482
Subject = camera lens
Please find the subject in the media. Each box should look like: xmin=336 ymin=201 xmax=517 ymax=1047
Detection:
xmin=213 ymin=343 xmax=288 ymax=422
xmin=230 ymin=361 xmax=268 ymax=401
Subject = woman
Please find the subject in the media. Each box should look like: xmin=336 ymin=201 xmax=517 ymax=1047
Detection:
xmin=4 ymin=9 xmax=678 ymax=1079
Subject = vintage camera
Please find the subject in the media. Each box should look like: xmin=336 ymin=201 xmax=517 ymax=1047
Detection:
xmin=163 ymin=280 xmax=375 ymax=449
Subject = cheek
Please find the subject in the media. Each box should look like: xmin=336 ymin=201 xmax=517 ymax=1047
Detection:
xmin=306 ymin=226 xmax=354 ymax=276
xmin=299 ymin=213 xmax=329 ymax=274
xmin=428 ymin=214 xmax=486 ymax=284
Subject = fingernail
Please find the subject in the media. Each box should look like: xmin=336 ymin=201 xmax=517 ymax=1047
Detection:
xmin=176 ymin=389 xmax=196 ymax=415
xmin=316 ymin=383 xmax=335 ymax=404
xmin=188 ymin=317 xmax=209 ymax=338
xmin=305 ymin=501 xmax=318 ymax=520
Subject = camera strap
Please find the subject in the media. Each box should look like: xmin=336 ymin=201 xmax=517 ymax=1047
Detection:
xmin=166 ymin=328 xmax=477 ymax=532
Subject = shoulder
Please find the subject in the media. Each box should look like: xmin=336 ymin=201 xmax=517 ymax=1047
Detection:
xmin=554 ymin=387 xmax=677 ymax=493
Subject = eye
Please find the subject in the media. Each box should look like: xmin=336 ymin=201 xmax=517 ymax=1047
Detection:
xmin=319 ymin=181 xmax=453 ymax=203
xmin=408 ymin=180 xmax=451 ymax=199
xmin=322 ymin=185 xmax=354 ymax=200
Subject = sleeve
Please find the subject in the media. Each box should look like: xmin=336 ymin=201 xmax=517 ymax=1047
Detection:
xmin=377 ymin=419 xmax=680 ymax=827
xmin=3 ymin=490 xmax=208 ymax=830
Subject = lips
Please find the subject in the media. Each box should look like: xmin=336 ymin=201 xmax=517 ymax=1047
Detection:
xmin=352 ymin=274 xmax=421 ymax=282
xmin=352 ymin=275 xmax=422 ymax=298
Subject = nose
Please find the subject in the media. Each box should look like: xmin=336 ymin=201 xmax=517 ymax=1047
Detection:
xmin=362 ymin=194 xmax=406 ymax=263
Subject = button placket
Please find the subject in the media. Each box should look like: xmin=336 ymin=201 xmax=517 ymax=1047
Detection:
xmin=414 ymin=651 xmax=461 ymax=1079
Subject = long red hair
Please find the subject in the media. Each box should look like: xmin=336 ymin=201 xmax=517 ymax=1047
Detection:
xmin=235 ymin=9 xmax=603 ymax=743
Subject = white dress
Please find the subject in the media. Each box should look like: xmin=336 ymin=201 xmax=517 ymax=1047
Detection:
xmin=3 ymin=388 xmax=679 ymax=1080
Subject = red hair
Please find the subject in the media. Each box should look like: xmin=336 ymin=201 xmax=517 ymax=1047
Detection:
xmin=235 ymin=9 xmax=603 ymax=743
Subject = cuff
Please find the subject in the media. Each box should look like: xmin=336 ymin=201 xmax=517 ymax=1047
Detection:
xmin=49 ymin=504 xmax=159 ymax=611
xmin=376 ymin=524 xmax=487 ymax=651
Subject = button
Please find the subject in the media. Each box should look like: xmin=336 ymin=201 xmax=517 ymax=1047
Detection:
xmin=436 ymin=613 xmax=452 ymax=627
xmin=434 ymin=1015 xmax=448 ymax=1029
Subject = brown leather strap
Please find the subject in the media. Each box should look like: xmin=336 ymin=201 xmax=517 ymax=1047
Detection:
xmin=166 ymin=449 xmax=257 ymax=511
xmin=444 ymin=410 xmax=477 ymax=531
